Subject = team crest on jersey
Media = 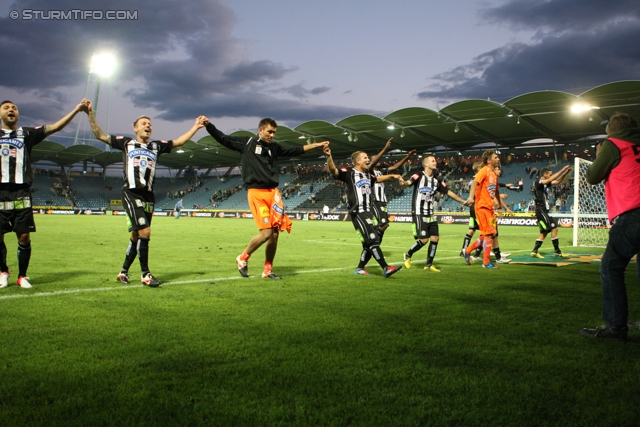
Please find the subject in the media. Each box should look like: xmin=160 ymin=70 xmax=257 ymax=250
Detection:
xmin=138 ymin=217 xmax=147 ymax=225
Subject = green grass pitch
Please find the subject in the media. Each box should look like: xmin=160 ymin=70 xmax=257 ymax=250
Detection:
xmin=1 ymin=215 xmax=639 ymax=426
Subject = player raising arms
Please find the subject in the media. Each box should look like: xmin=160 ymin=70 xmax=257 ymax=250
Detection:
xmin=86 ymin=100 xmax=206 ymax=287
xmin=0 ymin=99 xmax=88 ymax=289
xmin=368 ymin=137 xmax=415 ymax=244
xmin=203 ymin=117 xmax=328 ymax=280
xmin=400 ymin=155 xmax=469 ymax=272
xmin=324 ymin=145 xmax=403 ymax=277
xmin=530 ymin=165 xmax=572 ymax=258
xmin=463 ymin=149 xmax=504 ymax=269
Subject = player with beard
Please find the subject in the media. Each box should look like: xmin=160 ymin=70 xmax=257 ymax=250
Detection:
xmin=0 ymin=99 xmax=87 ymax=289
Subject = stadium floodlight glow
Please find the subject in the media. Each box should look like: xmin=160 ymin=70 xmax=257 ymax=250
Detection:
xmin=454 ymin=124 xmax=460 ymax=133
xmin=571 ymin=103 xmax=599 ymax=114
xmin=400 ymin=129 xmax=405 ymax=138
xmin=387 ymin=124 xmax=395 ymax=130
xmin=90 ymin=53 xmax=116 ymax=77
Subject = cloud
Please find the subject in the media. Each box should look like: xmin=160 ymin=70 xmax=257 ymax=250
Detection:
xmin=272 ymin=84 xmax=332 ymax=99
xmin=0 ymin=0 xmax=362 ymax=126
xmin=419 ymin=1 xmax=640 ymax=103
xmin=154 ymin=91 xmax=378 ymax=127
xmin=480 ymin=0 xmax=640 ymax=34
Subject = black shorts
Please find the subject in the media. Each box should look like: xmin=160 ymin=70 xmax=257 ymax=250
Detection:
xmin=468 ymin=214 xmax=480 ymax=231
xmin=535 ymin=208 xmax=558 ymax=234
xmin=412 ymin=213 xmax=439 ymax=240
xmin=122 ymin=188 xmax=155 ymax=232
xmin=371 ymin=200 xmax=389 ymax=227
xmin=0 ymin=186 xmax=35 ymax=234
xmin=351 ymin=211 xmax=379 ymax=246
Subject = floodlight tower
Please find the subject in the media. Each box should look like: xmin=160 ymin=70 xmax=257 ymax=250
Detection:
xmin=73 ymin=53 xmax=116 ymax=145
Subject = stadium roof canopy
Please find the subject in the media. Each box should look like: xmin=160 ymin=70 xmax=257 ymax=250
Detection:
xmin=32 ymin=80 xmax=640 ymax=170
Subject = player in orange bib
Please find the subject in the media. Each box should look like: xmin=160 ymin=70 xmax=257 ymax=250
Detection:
xmin=463 ymin=149 xmax=503 ymax=269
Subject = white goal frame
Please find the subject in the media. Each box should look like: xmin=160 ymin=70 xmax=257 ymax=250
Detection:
xmin=572 ymin=157 xmax=609 ymax=247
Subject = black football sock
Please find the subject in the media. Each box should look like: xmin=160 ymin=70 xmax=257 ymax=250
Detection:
xmin=532 ymin=239 xmax=543 ymax=253
xmin=461 ymin=235 xmax=471 ymax=253
xmin=426 ymin=241 xmax=438 ymax=266
xmin=357 ymin=248 xmax=372 ymax=269
xmin=121 ymin=239 xmax=138 ymax=273
xmin=370 ymin=244 xmax=389 ymax=269
xmin=493 ymin=247 xmax=502 ymax=259
xmin=17 ymin=241 xmax=31 ymax=277
xmin=0 ymin=240 xmax=7 ymax=272
xmin=137 ymin=237 xmax=150 ymax=275
xmin=406 ymin=240 xmax=425 ymax=257
xmin=552 ymin=237 xmax=560 ymax=252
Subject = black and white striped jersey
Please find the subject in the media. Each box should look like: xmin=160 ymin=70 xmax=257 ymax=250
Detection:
xmin=534 ymin=179 xmax=551 ymax=211
xmin=372 ymin=168 xmax=388 ymax=203
xmin=0 ymin=126 xmax=46 ymax=186
xmin=110 ymin=135 xmax=173 ymax=192
xmin=336 ymin=168 xmax=378 ymax=214
xmin=407 ymin=171 xmax=448 ymax=216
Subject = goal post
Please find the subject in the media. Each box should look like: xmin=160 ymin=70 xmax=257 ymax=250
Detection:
xmin=572 ymin=157 xmax=609 ymax=247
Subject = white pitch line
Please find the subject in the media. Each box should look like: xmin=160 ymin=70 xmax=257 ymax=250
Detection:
xmin=0 ymin=266 xmax=348 ymax=301
xmin=0 ymin=250 xmax=535 ymax=302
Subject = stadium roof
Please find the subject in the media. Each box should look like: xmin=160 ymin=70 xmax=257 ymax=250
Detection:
xmin=32 ymin=80 xmax=640 ymax=170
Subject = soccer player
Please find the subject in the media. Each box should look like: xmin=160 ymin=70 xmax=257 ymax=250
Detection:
xmin=400 ymin=155 xmax=469 ymax=272
xmin=368 ymin=137 xmax=415 ymax=244
xmin=86 ymin=100 xmax=206 ymax=287
xmin=460 ymin=163 xmax=512 ymax=263
xmin=203 ymin=117 xmax=328 ymax=280
xmin=0 ymin=99 xmax=88 ymax=289
xmin=324 ymin=145 xmax=402 ymax=277
xmin=463 ymin=150 xmax=504 ymax=269
xmin=530 ymin=165 xmax=572 ymax=258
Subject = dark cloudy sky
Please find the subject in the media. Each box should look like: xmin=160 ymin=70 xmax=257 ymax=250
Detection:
xmin=0 ymin=0 xmax=638 ymax=144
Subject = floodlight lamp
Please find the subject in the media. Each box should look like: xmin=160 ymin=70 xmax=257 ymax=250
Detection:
xmin=571 ymin=104 xmax=592 ymax=114
xmin=387 ymin=124 xmax=395 ymax=130
xmin=454 ymin=124 xmax=459 ymax=133
xmin=353 ymin=134 xmax=358 ymax=142
xmin=347 ymin=133 xmax=353 ymax=142
xmin=90 ymin=53 xmax=116 ymax=77
xmin=400 ymin=129 xmax=405 ymax=138
xmin=176 ymin=149 xmax=185 ymax=153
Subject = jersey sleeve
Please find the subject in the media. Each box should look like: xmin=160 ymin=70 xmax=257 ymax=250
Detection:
xmin=408 ymin=172 xmax=421 ymax=187
xmin=109 ymin=135 xmax=130 ymax=151
xmin=336 ymin=168 xmax=349 ymax=182
xmin=275 ymin=142 xmax=305 ymax=158
xmin=474 ymin=167 xmax=487 ymax=185
xmin=436 ymin=180 xmax=449 ymax=195
xmin=23 ymin=126 xmax=47 ymax=148
xmin=154 ymin=140 xmax=173 ymax=155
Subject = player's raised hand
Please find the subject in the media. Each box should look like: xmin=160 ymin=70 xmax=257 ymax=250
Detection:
xmin=195 ymin=116 xmax=207 ymax=128
xmin=323 ymin=145 xmax=332 ymax=156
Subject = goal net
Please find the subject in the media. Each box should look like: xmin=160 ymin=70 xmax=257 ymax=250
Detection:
xmin=572 ymin=157 xmax=609 ymax=247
